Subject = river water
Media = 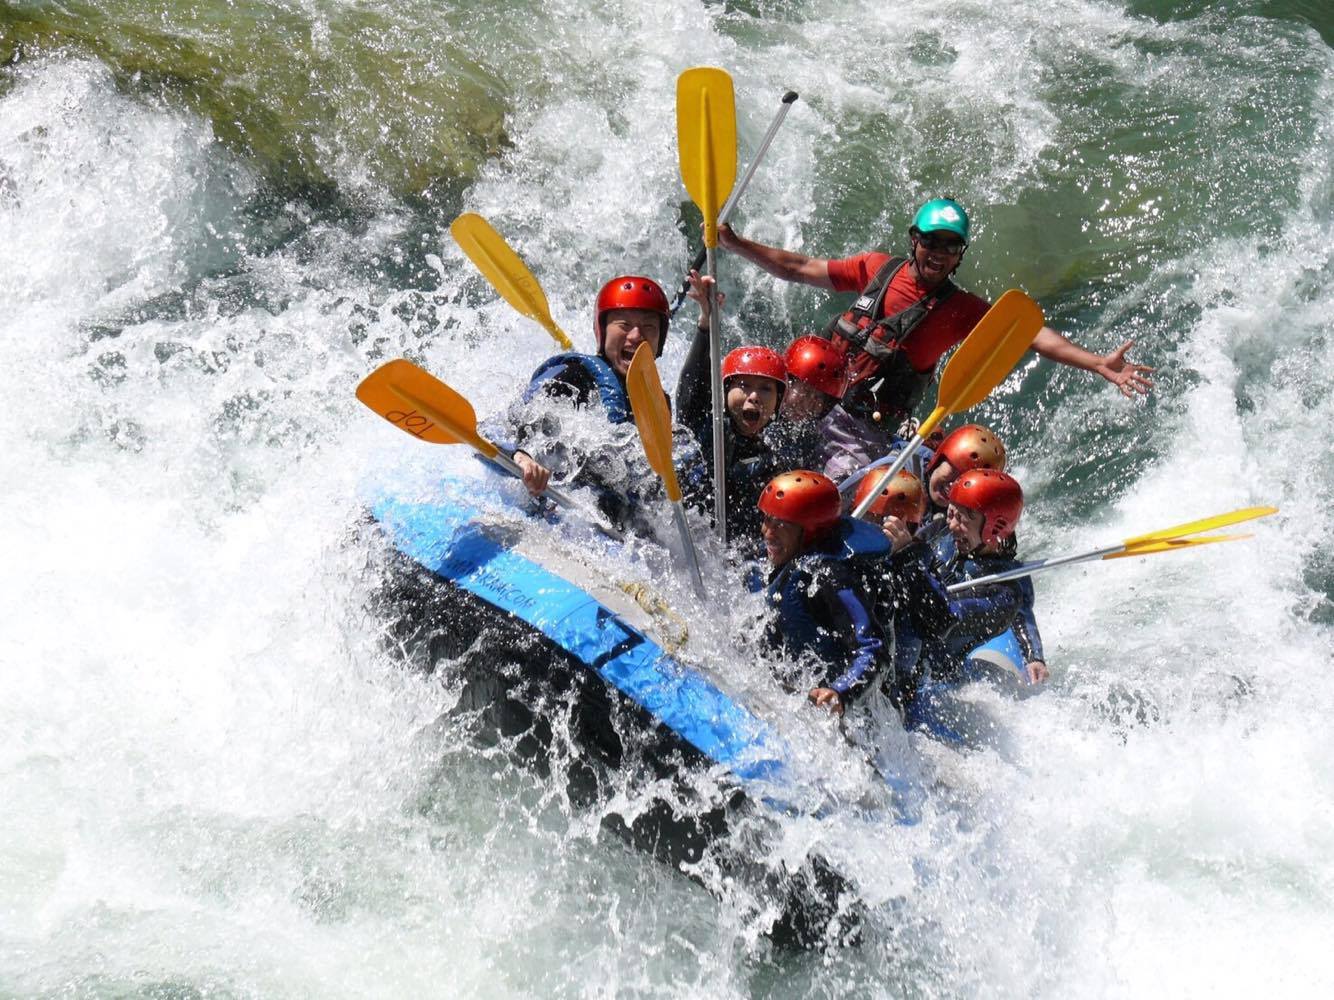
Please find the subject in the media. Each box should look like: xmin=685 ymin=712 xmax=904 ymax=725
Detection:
xmin=2 ymin=1 xmax=1332 ymax=996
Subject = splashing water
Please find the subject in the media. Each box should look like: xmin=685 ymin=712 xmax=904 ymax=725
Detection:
xmin=2 ymin=1 xmax=1333 ymax=995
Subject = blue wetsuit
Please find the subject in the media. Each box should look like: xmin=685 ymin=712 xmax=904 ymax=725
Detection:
xmin=763 ymin=518 xmax=895 ymax=705
xmin=888 ymin=529 xmax=1044 ymax=704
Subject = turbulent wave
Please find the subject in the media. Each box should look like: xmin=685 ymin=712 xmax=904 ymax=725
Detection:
xmin=2 ymin=1 xmax=1332 ymax=996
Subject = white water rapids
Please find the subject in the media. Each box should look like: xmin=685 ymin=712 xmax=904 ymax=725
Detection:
xmin=2 ymin=3 xmax=1333 ymax=995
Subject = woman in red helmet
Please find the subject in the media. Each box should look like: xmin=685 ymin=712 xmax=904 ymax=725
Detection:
xmin=676 ymin=271 xmax=788 ymax=540
xmin=756 ymin=470 xmax=896 ymax=716
xmin=889 ymin=469 xmax=1048 ymax=715
xmin=500 ymin=275 xmax=670 ymax=529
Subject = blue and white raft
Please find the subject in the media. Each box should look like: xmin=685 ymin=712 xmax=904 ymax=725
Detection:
xmin=364 ymin=467 xmax=1017 ymax=946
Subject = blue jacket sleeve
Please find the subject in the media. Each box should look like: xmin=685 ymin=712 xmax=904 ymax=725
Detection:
xmin=894 ymin=543 xmax=1021 ymax=641
xmin=1011 ymin=576 xmax=1045 ymax=662
xmin=826 ymin=585 xmax=887 ymax=697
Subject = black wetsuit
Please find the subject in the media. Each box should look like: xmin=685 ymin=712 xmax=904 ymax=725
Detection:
xmin=762 ymin=518 xmax=896 ymax=706
xmin=888 ymin=528 xmax=1045 ymax=706
xmin=675 ymin=323 xmax=780 ymax=542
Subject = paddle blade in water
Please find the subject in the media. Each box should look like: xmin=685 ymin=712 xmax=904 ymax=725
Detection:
xmin=1122 ymin=506 xmax=1278 ymax=548
xmin=676 ymin=67 xmax=737 ymax=248
xmin=356 ymin=359 xmax=497 ymax=457
xmin=450 ymin=212 xmax=573 ymax=349
xmin=934 ymin=289 xmax=1045 ymax=416
xmin=625 ymin=343 xmax=682 ymax=502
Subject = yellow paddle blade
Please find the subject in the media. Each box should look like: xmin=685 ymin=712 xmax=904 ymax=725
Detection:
xmin=1104 ymin=533 xmax=1252 ymax=560
xmin=355 ymin=359 xmax=499 ymax=458
xmin=450 ymin=212 xmax=574 ymax=350
xmin=1121 ymin=505 xmax=1278 ymax=548
xmin=676 ymin=67 xmax=737 ymax=249
xmin=920 ymin=289 xmax=1045 ymax=442
xmin=625 ymin=343 xmax=683 ymax=502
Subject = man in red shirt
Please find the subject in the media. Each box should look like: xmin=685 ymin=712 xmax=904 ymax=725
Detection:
xmin=717 ymin=198 xmax=1153 ymax=478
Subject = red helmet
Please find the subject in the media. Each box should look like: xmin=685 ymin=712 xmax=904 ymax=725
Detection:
xmin=594 ymin=275 xmax=670 ymax=357
xmin=949 ymin=469 xmax=1023 ymax=544
xmin=783 ymin=335 xmax=848 ymax=399
xmin=758 ymin=470 xmax=841 ymax=541
xmin=927 ymin=424 xmax=1007 ymax=477
xmin=722 ymin=346 xmax=787 ymax=387
xmin=852 ymin=469 xmax=926 ymax=525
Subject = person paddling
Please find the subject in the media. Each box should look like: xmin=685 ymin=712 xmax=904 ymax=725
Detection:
xmin=502 ymin=275 xmax=671 ymax=530
xmin=755 ymin=471 xmax=895 ymax=717
xmin=851 ymin=469 xmax=928 ymax=534
xmin=886 ymin=470 xmax=1048 ymax=716
xmin=919 ymin=423 xmax=1009 ymax=535
xmin=718 ymin=198 xmax=1154 ymax=478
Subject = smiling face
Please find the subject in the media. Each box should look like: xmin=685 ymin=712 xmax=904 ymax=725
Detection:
xmin=761 ymin=514 xmax=804 ymax=566
xmin=946 ymin=501 xmax=986 ymax=551
xmin=725 ymin=374 xmax=780 ymax=437
xmin=910 ymin=231 xmax=966 ymax=287
xmin=928 ymin=459 xmax=959 ymax=509
xmin=600 ymin=308 xmax=663 ymax=376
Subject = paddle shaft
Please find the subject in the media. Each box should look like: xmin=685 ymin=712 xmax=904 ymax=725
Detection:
xmin=946 ymin=544 xmax=1124 ymax=592
xmin=670 ymin=91 xmax=799 ymax=316
xmin=488 ymin=450 xmax=625 ymax=542
xmin=850 ymin=432 xmax=926 ymax=519
xmin=671 ymin=501 xmax=708 ymax=597
xmin=706 ymin=246 xmax=728 ymax=541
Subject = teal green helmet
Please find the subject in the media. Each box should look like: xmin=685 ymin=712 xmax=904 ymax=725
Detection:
xmin=910 ymin=198 xmax=970 ymax=243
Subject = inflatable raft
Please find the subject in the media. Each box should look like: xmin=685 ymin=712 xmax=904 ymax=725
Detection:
xmin=365 ymin=469 xmax=1024 ymax=946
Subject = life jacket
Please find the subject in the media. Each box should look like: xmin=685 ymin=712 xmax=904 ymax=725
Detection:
xmin=523 ymin=352 xmax=632 ymax=424
xmin=821 ymin=256 xmax=957 ymax=426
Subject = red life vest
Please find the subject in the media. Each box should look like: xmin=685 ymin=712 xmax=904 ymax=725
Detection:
xmin=821 ymin=256 xmax=957 ymax=427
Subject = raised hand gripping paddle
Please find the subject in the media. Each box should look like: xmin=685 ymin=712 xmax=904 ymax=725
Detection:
xmin=946 ymin=506 xmax=1277 ymax=591
xmin=356 ymin=359 xmax=622 ymax=540
xmin=669 ymin=90 xmax=798 ymax=316
xmin=677 ymin=67 xmax=738 ymax=542
xmin=449 ymin=213 xmax=574 ymax=350
xmin=850 ymin=290 xmax=1045 ymax=519
xmin=625 ymin=342 xmax=707 ymax=598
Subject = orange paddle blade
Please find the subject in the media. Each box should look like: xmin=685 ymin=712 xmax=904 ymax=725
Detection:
xmin=1104 ymin=533 xmax=1252 ymax=560
xmin=937 ymin=290 xmax=1044 ymax=411
xmin=450 ymin=212 xmax=573 ymax=349
xmin=625 ymin=343 xmax=682 ymax=502
xmin=1122 ymin=506 xmax=1278 ymax=548
xmin=355 ymin=359 xmax=498 ymax=457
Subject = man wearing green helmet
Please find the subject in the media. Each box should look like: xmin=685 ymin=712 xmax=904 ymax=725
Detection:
xmin=717 ymin=198 xmax=1154 ymax=478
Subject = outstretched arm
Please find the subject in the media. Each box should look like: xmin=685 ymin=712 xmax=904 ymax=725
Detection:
xmin=717 ymin=223 xmax=835 ymax=289
xmin=1031 ymin=327 xmax=1154 ymax=397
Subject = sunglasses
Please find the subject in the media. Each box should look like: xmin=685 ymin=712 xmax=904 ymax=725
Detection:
xmin=916 ymin=233 xmax=967 ymax=254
